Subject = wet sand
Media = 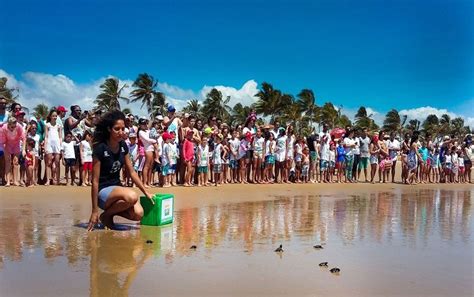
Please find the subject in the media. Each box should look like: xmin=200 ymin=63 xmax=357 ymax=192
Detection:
xmin=0 ymin=183 xmax=473 ymax=296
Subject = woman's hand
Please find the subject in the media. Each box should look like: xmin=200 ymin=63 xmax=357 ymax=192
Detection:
xmin=87 ymin=210 xmax=100 ymax=231
xmin=144 ymin=191 xmax=155 ymax=205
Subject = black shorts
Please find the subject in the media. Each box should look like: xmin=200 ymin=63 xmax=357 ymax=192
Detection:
xmin=246 ymin=150 xmax=254 ymax=159
xmin=64 ymin=158 xmax=76 ymax=167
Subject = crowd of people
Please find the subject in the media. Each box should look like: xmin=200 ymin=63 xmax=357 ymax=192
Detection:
xmin=0 ymin=96 xmax=473 ymax=189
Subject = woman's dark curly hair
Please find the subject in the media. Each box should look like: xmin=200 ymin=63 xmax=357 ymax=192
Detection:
xmin=93 ymin=110 xmax=126 ymax=148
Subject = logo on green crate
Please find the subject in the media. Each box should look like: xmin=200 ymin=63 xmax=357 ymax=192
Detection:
xmin=161 ymin=198 xmax=173 ymax=222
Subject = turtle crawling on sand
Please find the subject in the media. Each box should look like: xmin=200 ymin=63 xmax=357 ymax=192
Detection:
xmin=313 ymin=245 xmax=323 ymax=249
xmin=319 ymin=262 xmax=328 ymax=267
xmin=330 ymin=268 xmax=340 ymax=273
xmin=146 ymin=240 xmax=153 ymax=244
xmin=274 ymin=244 xmax=283 ymax=252
xmin=190 ymin=245 xmax=197 ymax=250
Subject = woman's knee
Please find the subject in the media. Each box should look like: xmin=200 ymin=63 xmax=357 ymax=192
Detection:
xmin=124 ymin=190 xmax=139 ymax=205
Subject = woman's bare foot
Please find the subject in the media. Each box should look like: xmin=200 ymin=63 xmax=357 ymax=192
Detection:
xmin=99 ymin=213 xmax=115 ymax=230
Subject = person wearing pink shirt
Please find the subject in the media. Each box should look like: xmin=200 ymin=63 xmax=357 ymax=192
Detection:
xmin=182 ymin=130 xmax=195 ymax=186
xmin=0 ymin=117 xmax=25 ymax=186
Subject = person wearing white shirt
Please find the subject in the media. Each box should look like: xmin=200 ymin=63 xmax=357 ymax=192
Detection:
xmin=358 ymin=128 xmax=371 ymax=182
xmin=343 ymin=129 xmax=356 ymax=182
xmin=387 ymin=132 xmax=401 ymax=183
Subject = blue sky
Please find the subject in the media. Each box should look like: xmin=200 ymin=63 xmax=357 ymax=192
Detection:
xmin=1 ymin=0 xmax=473 ymax=123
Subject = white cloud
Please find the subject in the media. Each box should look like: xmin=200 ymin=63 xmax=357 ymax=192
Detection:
xmin=399 ymin=106 xmax=474 ymax=129
xmin=200 ymin=80 xmax=259 ymax=107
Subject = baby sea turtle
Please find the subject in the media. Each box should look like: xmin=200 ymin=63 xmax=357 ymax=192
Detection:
xmin=274 ymin=244 xmax=284 ymax=252
xmin=319 ymin=262 xmax=328 ymax=267
xmin=330 ymin=268 xmax=341 ymax=273
xmin=146 ymin=240 xmax=153 ymax=244
xmin=190 ymin=245 xmax=197 ymax=250
xmin=313 ymin=245 xmax=323 ymax=249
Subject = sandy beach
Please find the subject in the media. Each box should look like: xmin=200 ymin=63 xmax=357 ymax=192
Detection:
xmin=0 ymin=183 xmax=473 ymax=296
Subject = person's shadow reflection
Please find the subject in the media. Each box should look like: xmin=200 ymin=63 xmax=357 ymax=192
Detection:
xmin=87 ymin=231 xmax=154 ymax=297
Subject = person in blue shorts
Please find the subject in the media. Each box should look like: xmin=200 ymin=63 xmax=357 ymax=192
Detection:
xmin=87 ymin=111 xmax=153 ymax=231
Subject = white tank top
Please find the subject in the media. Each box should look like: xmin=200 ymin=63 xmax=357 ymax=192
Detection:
xmin=46 ymin=122 xmax=60 ymax=143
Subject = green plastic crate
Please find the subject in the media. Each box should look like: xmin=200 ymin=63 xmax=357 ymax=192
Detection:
xmin=140 ymin=194 xmax=174 ymax=226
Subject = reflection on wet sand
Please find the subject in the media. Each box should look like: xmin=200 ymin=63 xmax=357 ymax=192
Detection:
xmin=0 ymin=188 xmax=472 ymax=296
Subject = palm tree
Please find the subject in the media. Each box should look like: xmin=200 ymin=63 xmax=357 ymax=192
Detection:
xmin=32 ymin=103 xmax=49 ymax=120
xmin=201 ymin=88 xmax=231 ymax=122
xmin=0 ymin=77 xmax=19 ymax=104
xmin=231 ymin=103 xmax=254 ymax=126
xmin=122 ymin=107 xmax=133 ymax=116
xmin=130 ymin=73 xmax=165 ymax=115
xmin=405 ymin=119 xmax=421 ymax=133
xmin=281 ymin=99 xmax=303 ymax=129
xmin=319 ymin=102 xmax=339 ymax=128
xmin=439 ymin=114 xmax=451 ymax=135
xmin=182 ymin=99 xmax=202 ymax=117
xmin=354 ymin=107 xmax=369 ymax=128
xmin=255 ymin=82 xmax=291 ymax=121
xmin=450 ymin=117 xmax=466 ymax=137
xmin=383 ymin=109 xmax=402 ymax=133
xmin=422 ymin=114 xmax=439 ymax=137
xmin=297 ymin=89 xmax=318 ymax=127
xmin=95 ymin=78 xmax=129 ymax=111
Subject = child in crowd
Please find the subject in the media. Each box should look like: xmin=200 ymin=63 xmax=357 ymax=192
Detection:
xmin=169 ymin=132 xmax=178 ymax=186
xmin=213 ymin=134 xmax=224 ymax=186
xmin=301 ymin=147 xmax=310 ymax=183
xmin=183 ymin=130 xmax=195 ymax=187
xmin=26 ymin=122 xmax=40 ymax=186
xmin=61 ymin=131 xmax=76 ymax=186
xmin=458 ymin=150 xmax=465 ymax=183
xmin=239 ymin=132 xmax=251 ymax=184
xmin=197 ymin=135 xmax=209 ymax=186
xmin=44 ymin=110 xmax=62 ymax=186
xmin=229 ymin=130 xmax=240 ymax=183
xmin=329 ymin=143 xmax=336 ymax=183
xmin=336 ymin=140 xmax=345 ymax=183
xmin=294 ymin=137 xmax=304 ymax=183
xmin=418 ymin=141 xmax=429 ymax=184
xmin=265 ymin=132 xmax=276 ymax=183
xmin=80 ymin=131 xmax=93 ymax=186
xmin=444 ymin=149 xmax=452 ymax=183
xmin=221 ymin=137 xmax=230 ymax=184
xmin=127 ymin=133 xmax=138 ymax=187
xmin=428 ymin=148 xmax=439 ymax=183
xmin=25 ymin=138 xmax=36 ymax=187
xmin=161 ymin=132 xmax=172 ymax=188
xmin=450 ymin=149 xmax=458 ymax=183
xmin=253 ymin=128 xmax=265 ymax=184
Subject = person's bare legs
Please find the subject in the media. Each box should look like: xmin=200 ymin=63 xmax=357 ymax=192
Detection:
xmin=100 ymin=187 xmax=143 ymax=229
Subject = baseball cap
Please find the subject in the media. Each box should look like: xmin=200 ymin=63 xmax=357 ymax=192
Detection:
xmin=57 ymin=106 xmax=67 ymax=112
xmin=15 ymin=110 xmax=26 ymax=116
xmin=167 ymin=105 xmax=176 ymax=113
xmin=162 ymin=132 xmax=171 ymax=140
xmin=138 ymin=118 xmax=148 ymax=125
xmin=155 ymin=115 xmax=164 ymax=121
xmin=129 ymin=132 xmax=137 ymax=138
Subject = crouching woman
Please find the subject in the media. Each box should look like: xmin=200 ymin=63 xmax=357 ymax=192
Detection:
xmin=87 ymin=111 xmax=153 ymax=231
